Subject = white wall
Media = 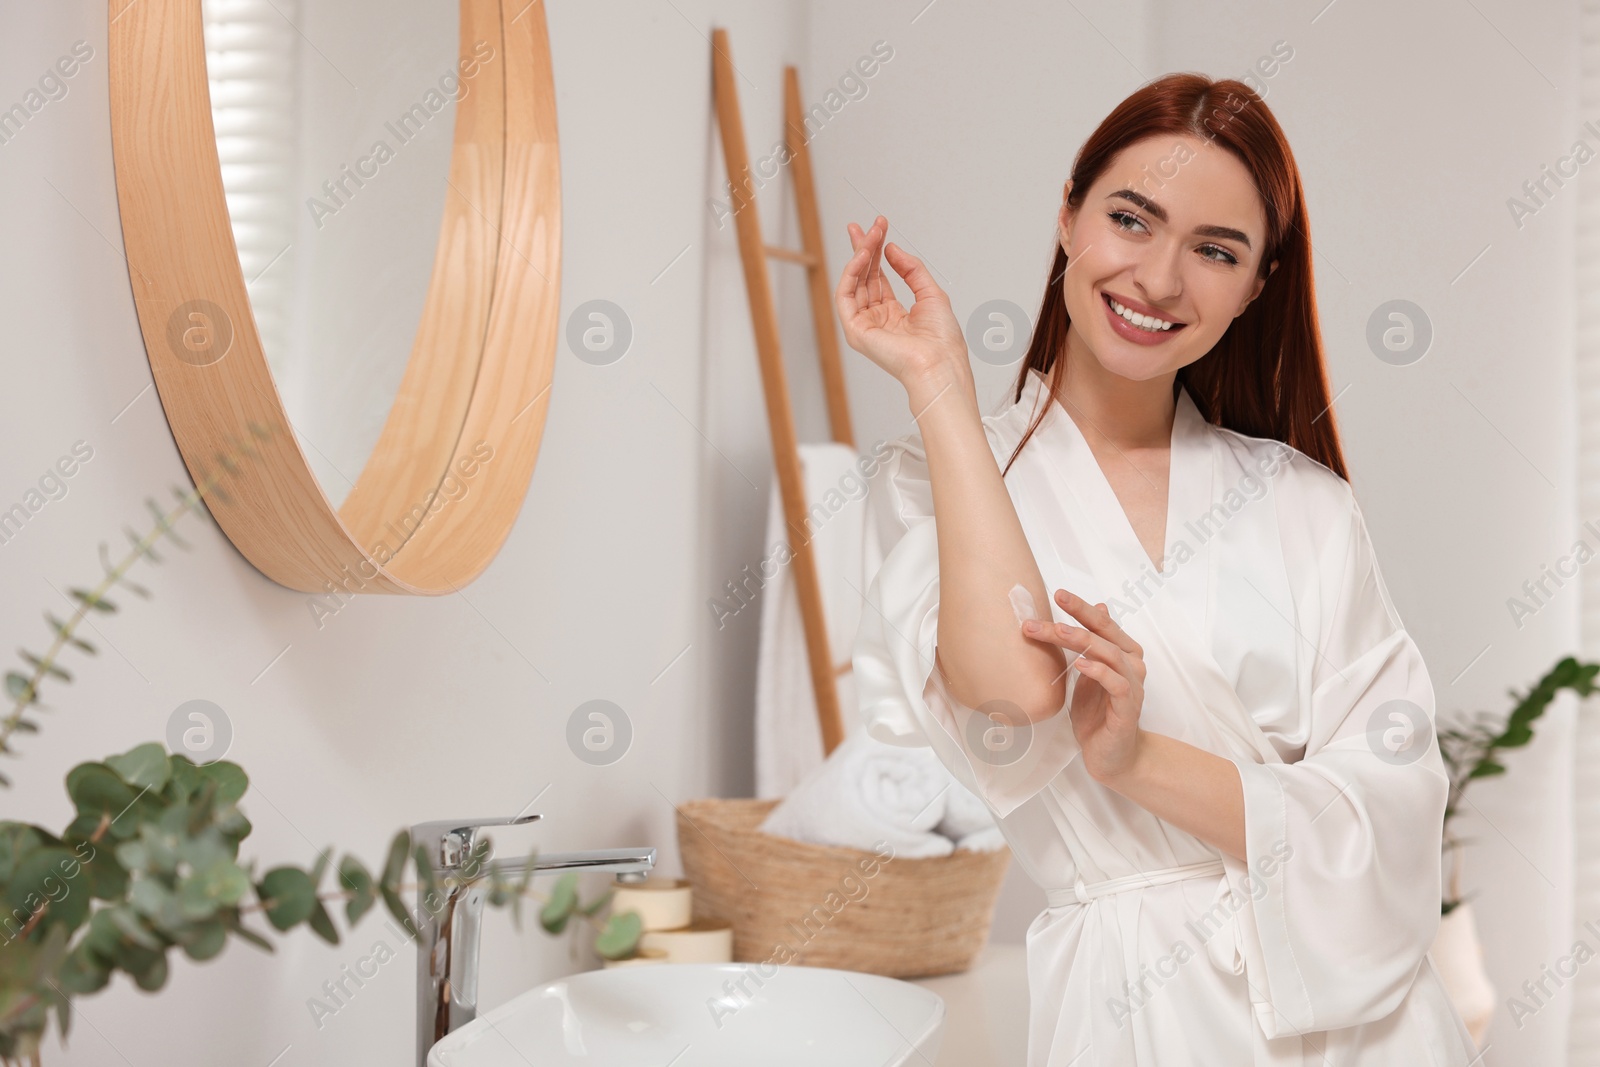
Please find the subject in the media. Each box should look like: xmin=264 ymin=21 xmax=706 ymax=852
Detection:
xmin=0 ymin=0 xmax=1580 ymax=1064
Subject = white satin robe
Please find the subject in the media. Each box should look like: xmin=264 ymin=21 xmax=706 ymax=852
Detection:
xmin=852 ymin=367 xmax=1480 ymax=1066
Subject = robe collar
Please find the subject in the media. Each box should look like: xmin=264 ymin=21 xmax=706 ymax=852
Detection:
xmin=1007 ymin=366 xmax=1283 ymax=767
xmin=1012 ymin=366 xmax=1214 ymax=588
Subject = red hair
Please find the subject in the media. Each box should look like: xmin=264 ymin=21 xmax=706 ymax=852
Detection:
xmin=1001 ymin=72 xmax=1347 ymax=482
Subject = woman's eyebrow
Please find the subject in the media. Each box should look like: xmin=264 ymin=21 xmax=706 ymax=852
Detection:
xmin=1108 ymin=188 xmax=1252 ymax=250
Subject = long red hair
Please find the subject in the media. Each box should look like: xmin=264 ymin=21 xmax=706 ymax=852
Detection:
xmin=1001 ymin=72 xmax=1347 ymax=482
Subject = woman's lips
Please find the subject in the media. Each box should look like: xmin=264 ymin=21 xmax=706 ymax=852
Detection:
xmin=1100 ymin=292 xmax=1186 ymax=346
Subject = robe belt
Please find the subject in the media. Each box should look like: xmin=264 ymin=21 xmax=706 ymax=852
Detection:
xmin=1046 ymin=858 xmax=1235 ymax=1063
xmin=1044 ymin=858 xmax=1227 ymax=907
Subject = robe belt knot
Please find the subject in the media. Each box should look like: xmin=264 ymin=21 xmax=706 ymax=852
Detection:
xmin=1045 ymin=858 xmax=1227 ymax=907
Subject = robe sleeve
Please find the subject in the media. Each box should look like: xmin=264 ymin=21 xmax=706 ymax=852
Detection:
xmin=851 ymin=432 xmax=1082 ymax=820
xmin=1218 ymin=480 xmax=1448 ymax=1039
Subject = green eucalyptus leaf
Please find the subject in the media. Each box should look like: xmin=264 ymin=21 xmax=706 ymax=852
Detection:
xmin=309 ymin=848 xmax=332 ymax=890
xmin=0 ymin=822 xmax=45 ymax=884
xmin=214 ymin=806 xmax=251 ymax=847
xmin=0 ymin=989 xmax=47 ymax=1057
xmin=49 ymin=982 xmax=72 ymax=1043
xmin=539 ymin=872 xmax=578 ymax=935
xmin=28 ymin=922 xmax=71 ymax=981
xmin=78 ymin=908 xmax=122 ymax=965
xmin=179 ymin=857 xmax=251 ymax=919
xmin=307 ymin=898 xmax=340 ymax=946
xmin=131 ymin=950 xmax=168 ymax=992
xmin=179 ymin=917 xmax=227 ymax=961
xmin=256 ymin=867 xmax=316 ymax=931
xmin=130 ymin=810 xmax=190 ymax=875
xmin=4 ymin=847 xmax=91 ymax=937
xmin=4 ymin=671 xmax=37 ymax=703
xmin=338 ymin=856 xmax=375 ymax=926
xmin=68 ymin=588 xmax=116 ymax=614
xmin=166 ymin=755 xmax=201 ymax=802
xmin=380 ymin=831 xmax=410 ymax=893
xmin=114 ymin=839 xmax=149 ymax=873
xmin=194 ymin=761 xmax=247 ymax=805
xmin=486 ymin=867 xmax=510 ymax=909
xmin=56 ymin=941 xmax=112 ymax=995
xmin=63 ymin=811 xmax=105 ymax=843
xmin=80 ymin=846 xmax=130 ymax=902
xmin=45 ymin=611 xmax=96 ymax=655
xmin=381 ymin=886 xmax=415 ymax=939
xmin=0 ymin=932 xmax=39 ymax=982
xmin=594 ymin=910 xmax=642 ymax=960
xmin=222 ymin=911 xmax=274 ymax=953
xmin=18 ymin=650 xmax=69 ymax=683
xmin=107 ymin=904 xmax=163 ymax=951
xmin=129 ymin=877 xmax=181 ymax=927
xmin=175 ymin=827 xmax=233 ymax=876
xmin=106 ymin=743 xmax=171 ymax=792
xmin=65 ymin=764 xmax=137 ymax=835
xmin=581 ymin=889 xmax=614 ymax=917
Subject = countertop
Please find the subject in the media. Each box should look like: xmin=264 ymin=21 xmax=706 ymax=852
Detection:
xmin=907 ymin=942 xmax=1030 ymax=1066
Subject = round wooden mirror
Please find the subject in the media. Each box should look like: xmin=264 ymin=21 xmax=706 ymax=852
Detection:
xmin=107 ymin=0 xmax=559 ymax=595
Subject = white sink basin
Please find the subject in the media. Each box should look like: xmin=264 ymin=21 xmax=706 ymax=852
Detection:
xmin=426 ymin=961 xmax=946 ymax=1066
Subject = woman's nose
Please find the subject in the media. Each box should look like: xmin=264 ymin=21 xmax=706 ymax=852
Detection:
xmin=1130 ymin=242 xmax=1184 ymax=303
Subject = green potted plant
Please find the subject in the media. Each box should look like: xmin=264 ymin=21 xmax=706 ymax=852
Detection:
xmin=1431 ymin=655 xmax=1599 ymax=1049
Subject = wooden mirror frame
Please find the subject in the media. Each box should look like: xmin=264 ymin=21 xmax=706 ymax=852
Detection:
xmin=108 ymin=0 xmax=559 ymax=594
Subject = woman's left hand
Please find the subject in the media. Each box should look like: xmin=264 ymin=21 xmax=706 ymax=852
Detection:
xmin=1022 ymin=589 xmax=1148 ymax=783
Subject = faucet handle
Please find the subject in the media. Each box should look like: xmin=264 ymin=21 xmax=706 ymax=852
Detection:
xmin=411 ymin=814 xmax=542 ymax=870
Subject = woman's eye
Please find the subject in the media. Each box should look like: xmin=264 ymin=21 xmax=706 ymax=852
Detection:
xmin=1108 ymin=209 xmax=1145 ymax=233
xmin=1200 ymin=244 xmax=1239 ymax=266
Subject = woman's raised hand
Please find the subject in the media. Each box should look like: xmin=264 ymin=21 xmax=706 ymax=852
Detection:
xmin=834 ymin=216 xmax=968 ymax=392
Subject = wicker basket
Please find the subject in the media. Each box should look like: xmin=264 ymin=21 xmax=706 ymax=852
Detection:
xmin=675 ymin=796 xmax=1011 ymax=979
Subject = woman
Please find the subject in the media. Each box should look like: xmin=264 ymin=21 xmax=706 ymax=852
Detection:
xmin=842 ymin=73 xmax=1480 ymax=1065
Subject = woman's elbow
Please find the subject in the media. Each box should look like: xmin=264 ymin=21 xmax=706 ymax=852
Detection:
xmin=1023 ymin=676 xmax=1068 ymax=724
xmin=945 ymin=676 xmax=1064 ymax=727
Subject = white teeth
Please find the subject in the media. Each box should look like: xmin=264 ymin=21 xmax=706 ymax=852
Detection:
xmin=1107 ymin=296 xmax=1177 ymax=331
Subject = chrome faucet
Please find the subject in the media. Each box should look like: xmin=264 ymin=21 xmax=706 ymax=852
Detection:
xmin=411 ymin=815 xmax=657 ymax=1067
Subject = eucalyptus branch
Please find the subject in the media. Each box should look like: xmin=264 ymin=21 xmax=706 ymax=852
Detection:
xmin=0 ymin=743 xmax=642 ymax=1062
xmin=0 ymin=429 xmax=649 ymax=1064
xmin=0 ymin=424 xmax=274 ymax=781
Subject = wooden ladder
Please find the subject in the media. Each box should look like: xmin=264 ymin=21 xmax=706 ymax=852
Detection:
xmin=711 ymin=27 xmax=855 ymax=757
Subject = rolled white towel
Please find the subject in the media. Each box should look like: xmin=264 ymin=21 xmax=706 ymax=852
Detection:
xmin=954 ymin=826 xmax=1008 ymax=853
xmin=758 ymin=731 xmax=955 ymax=858
xmin=938 ymin=778 xmax=998 ymax=842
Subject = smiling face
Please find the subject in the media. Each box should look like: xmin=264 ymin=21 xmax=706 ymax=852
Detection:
xmin=1057 ymin=133 xmax=1277 ymax=383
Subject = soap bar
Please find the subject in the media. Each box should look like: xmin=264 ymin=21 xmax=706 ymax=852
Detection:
xmin=601 ymin=947 xmax=669 ymax=969
xmin=639 ymin=919 xmax=734 ymax=964
xmin=608 ymin=877 xmax=693 ymax=931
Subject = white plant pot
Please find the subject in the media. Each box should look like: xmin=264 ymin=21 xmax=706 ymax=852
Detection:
xmin=1430 ymin=902 xmax=1495 ymax=1048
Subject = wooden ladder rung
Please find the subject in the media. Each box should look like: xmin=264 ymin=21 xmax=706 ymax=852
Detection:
xmin=763 ymin=244 xmax=818 ymax=267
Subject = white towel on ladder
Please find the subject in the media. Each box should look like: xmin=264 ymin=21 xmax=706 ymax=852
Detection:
xmin=754 ymin=442 xmax=881 ymax=799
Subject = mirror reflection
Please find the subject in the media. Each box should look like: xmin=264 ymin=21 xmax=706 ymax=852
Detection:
xmin=201 ymin=0 xmax=495 ymax=508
